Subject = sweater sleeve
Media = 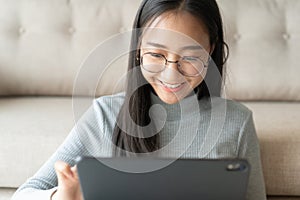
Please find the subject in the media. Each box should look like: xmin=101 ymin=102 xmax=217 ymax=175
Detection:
xmin=11 ymin=100 xmax=103 ymax=200
xmin=237 ymin=111 xmax=267 ymax=200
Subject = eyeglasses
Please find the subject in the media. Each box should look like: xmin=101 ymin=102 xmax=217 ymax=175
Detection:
xmin=140 ymin=52 xmax=209 ymax=77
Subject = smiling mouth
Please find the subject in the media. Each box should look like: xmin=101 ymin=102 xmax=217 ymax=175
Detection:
xmin=158 ymin=80 xmax=185 ymax=89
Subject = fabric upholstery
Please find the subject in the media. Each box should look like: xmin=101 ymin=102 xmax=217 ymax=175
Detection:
xmin=243 ymin=102 xmax=300 ymax=196
xmin=0 ymin=0 xmax=140 ymax=96
xmin=1 ymin=0 xmax=300 ymax=100
xmin=218 ymin=0 xmax=300 ymax=100
xmin=0 ymin=97 xmax=74 ymax=187
xmin=0 ymin=188 xmax=16 ymax=200
xmin=1 ymin=98 xmax=300 ymax=196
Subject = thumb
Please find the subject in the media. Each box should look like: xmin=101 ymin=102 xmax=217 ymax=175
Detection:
xmin=71 ymin=165 xmax=79 ymax=180
xmin=55 ymin=161 xmax=73 ymax=183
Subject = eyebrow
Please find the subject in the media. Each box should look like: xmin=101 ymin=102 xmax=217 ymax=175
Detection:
xmin=145 ymin=42 xmax=203 ymax=51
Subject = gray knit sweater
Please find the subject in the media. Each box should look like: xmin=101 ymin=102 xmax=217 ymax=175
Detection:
xmin=12 ymin=92 xmax=266 ymax=200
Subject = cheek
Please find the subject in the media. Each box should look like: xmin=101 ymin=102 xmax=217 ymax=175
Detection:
xmin=187 ymin=75 xmax=206 ymax=89
xmin=141 ymin=69 xmax=155 ymax=83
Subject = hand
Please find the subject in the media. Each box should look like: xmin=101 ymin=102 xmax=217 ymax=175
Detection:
xmin=52 ymin=161 xmax=83 ymax=200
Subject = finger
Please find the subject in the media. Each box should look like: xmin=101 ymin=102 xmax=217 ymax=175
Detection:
xmin=71 ymin=165 xmax=79 ymax=179
xmin=54 ymin=165 xmax=69 ymax=188
xmin=55 ymin=161 xmax=73 ymax=179
xmin=54 ymin=163 xmax=68 ymax=186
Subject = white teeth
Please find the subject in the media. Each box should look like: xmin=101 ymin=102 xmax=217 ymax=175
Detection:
xmin=162 ymin=82 xmax=182 ymax=89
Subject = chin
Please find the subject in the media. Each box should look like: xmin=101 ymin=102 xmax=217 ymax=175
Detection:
xmin=158 ymin=91 xmax=184 ymax=104
xmin=162 ymin=98 xmax=180 ymax=105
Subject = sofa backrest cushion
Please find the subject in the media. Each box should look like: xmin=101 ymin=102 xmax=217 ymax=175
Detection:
xmin=0 ymin=0 xmax=140 ymax=96
xmin=0 ymin=0 xmax=299 ymax=100
xmin=219 ymin=0 xmax=300 ymax=101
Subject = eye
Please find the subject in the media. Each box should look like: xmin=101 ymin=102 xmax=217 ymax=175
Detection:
xmin=182 ymin=56 xmax=199 ymax=62
xmin=149 ymin=52 xmax=163 ymax=58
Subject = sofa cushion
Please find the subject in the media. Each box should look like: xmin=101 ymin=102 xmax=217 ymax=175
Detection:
xmin=0 ymin=0 xmax=140 ymax=96
xmin=1 ymin=98 xmax=300 ymax=197
xmin=0 ymin=97 xmax=74 ymax=187
xmin=0 ymin=188 xmax=16 ymax=200
xmin=242 ymin=102 xmax=300 ymax=196
xmin=218 ymin=0 xmax=300 ymax=100
xmin=1 ymin=0 xmax=300 ymax=101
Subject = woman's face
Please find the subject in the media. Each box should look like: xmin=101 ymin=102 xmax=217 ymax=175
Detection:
xmin=140 ymin=11 xmax=213 ymax=104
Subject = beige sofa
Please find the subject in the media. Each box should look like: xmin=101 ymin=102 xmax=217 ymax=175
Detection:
xmin=0 ymin=0 xmax=299 ymax=199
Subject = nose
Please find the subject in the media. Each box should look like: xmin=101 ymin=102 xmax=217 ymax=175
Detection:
xmin=166 ymin=60 xmax=179 ymax=68
xmin=161 ymin=63 xmax=183 ymax=82
xmin=165 ymin=54 xmax=180 ymax=71
xmin=159 ymin=54 xmax=182 ymax=80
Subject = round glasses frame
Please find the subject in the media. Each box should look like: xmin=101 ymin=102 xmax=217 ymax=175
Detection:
xmin=140 ymin=52 xmax=209 ymax=77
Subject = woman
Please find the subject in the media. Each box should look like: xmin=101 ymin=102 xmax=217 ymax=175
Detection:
xmin=12 ymin=0 xmax=266 ymax=199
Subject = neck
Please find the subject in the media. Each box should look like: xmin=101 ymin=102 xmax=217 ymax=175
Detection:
xmin=150 ymin=90 xmax=201 ymax=121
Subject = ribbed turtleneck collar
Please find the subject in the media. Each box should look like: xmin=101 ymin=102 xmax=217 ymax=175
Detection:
xmin=150 ymin=91 xmax=206 ymax=121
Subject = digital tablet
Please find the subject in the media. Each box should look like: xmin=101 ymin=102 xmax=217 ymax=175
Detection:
xmin=76 ymin=156 xmax=250 ymax=200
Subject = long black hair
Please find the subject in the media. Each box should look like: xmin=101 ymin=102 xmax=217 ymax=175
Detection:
xmin=112 ymin=0 xmax=228 ymax=156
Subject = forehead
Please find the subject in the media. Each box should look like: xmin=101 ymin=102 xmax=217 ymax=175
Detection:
xmin=141 ymin=11 xmax=211 ymax=52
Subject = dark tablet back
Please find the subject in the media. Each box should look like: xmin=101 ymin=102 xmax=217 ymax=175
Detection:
xmin=77 ymin=157 xmax=250 ymax=200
